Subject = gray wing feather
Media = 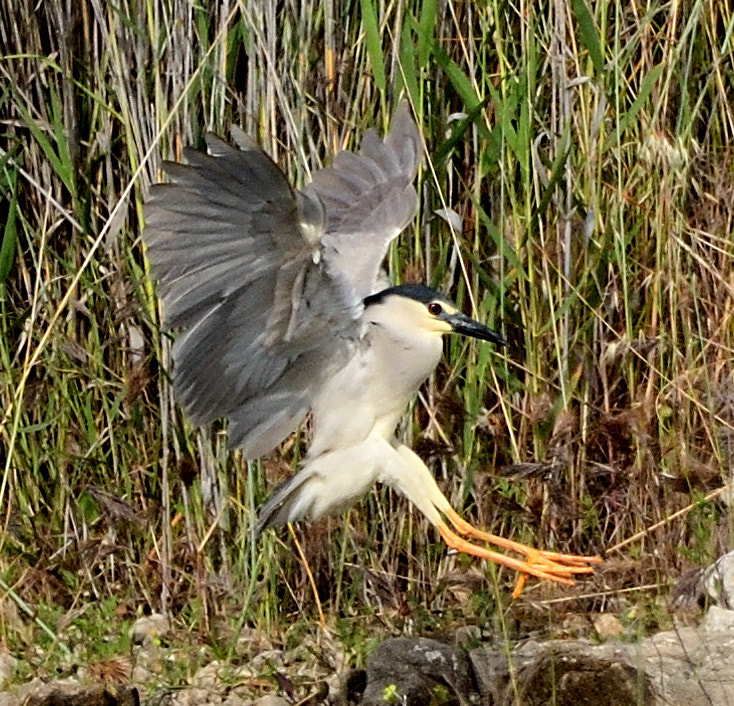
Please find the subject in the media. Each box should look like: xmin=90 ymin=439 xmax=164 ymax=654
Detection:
xmin=145 ymin=135 xmax=360 ymax=458
xmin=305 ymin=102 xmax=423 ymax=298
xmin=144 ymin=103 xmax=420 ymax=458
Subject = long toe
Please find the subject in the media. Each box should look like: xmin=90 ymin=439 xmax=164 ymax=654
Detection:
xmin=522 ymin=547 xmax=601 ymax=573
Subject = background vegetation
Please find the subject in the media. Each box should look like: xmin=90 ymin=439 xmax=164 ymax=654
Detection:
xmin=1 ymin=0 xmax=733 ymax=694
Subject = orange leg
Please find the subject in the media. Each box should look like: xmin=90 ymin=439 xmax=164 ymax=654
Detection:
xmin=439 ymin=508 xmax=602 ymax=598
xmin=386 ymin=442 xmax=601 ymax=597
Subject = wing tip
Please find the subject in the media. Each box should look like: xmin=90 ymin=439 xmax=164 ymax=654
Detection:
xmin=386 ymin=101 xmax=423 ymax=176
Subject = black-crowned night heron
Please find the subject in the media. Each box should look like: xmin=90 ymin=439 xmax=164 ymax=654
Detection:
xmin=144 ymin=104 xmax=600 ymax=595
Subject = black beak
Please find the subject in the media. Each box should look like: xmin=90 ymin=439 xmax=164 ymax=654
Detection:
xmin=445 ymin=311 xmax=507 ymax=346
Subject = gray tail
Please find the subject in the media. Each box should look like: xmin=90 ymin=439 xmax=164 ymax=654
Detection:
xmin=253 ymin=470 xmax=317 ymax=539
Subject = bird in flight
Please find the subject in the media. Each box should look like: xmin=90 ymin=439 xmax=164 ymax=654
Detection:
xmin=144 ymin=104 xmax=600 ymax=596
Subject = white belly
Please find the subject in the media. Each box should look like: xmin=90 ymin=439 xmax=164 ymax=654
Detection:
xmin=308 ymin=322 xmax=443 ymax=457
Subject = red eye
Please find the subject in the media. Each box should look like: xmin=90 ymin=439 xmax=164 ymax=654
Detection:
xmin=428 ymin=302 xmax=443 ymax=316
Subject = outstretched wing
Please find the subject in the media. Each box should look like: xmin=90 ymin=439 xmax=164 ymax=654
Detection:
xmin=306 ymin=103 xmax=423 ymax=298
xmin=143 ymin=104 xmax=421 ymax=458
xmin=145 ymin=135 xmax=360 ymax=458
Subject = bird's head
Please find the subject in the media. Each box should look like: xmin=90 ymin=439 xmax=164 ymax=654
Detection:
xmin=364 ymin=284 xmax=507 ymax=346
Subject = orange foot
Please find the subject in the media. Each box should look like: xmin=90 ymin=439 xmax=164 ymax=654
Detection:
xmin=438 ymin=507 xmax=602 ymax=598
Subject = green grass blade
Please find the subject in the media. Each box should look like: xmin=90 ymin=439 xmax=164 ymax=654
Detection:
xmin=572 ymin=0 xmax=605 ymax=75
xmin=431 ymin=42 xmax=481 ymax=111
xmin=398 ymin=20 xmax=420 ymax=106
xmin=360 ymin=0 xmax=387 ymax=94
xmin=417 ymin=0 xmax=437 ymax=68
xmin=0 ymin=168 xmax=18 ymax=285
xmin=15 ymin=98 xmax=76 ymax=198
xmin=605 ymin=62 xmax=664 ymax=150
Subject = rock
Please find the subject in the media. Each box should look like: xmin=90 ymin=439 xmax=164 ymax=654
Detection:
xmin=640 ymin=606 xmax=734 ymax=704
xmin=468 ymin=604 xmax=734 ymax=705
xmin=234 ymin=650 xmax=285 ymax=679
xmin=193 ymin=661 xmax=225 ymax=689
xmin=14 ymin=677 xmax=45 ymax=702
xmin=673 ymin=551 xmax=734 ymax=611
xmin=516 ymin=647 xmax=649 ymax=706
xmin=361 ymin=636 xmax=477 ymax=705
xmin=559 ymin=612 xmax=591 ymax=638
xmin=470 ymin=641 xmax=652 ymax=705
xmin=592 ymin=613 xmax=625 ymax=639
xmin=220 ymin=695 xmax=249 ymax=706
xmin=130 ymin=612 xmax=169 ymax=645
xmin=131 ymin=617 xmax=172 ymax=683
xmin=324 ymin=671 xmax=347 ymax=703
xmin=701 ymin=603 xmax=734 ymax=632
xmin=0 ymin=653 xmax=18 ymax=688
xmin=19 ymin=682 xmax=140 ymax=705
xmin=454 ymin=625 xmax=482 ymax=649
xmin=170 ymin=686 xmax=219 ymax=705
xmin=131 ymin=663 xmax=156 ymax=684
xmin=702 ymin=552 xmax=734 ymax=609
xmin=246 ymin=697 xmax=289 ymax=706
xmin=466 ymin=648 xmax=510 ymax=703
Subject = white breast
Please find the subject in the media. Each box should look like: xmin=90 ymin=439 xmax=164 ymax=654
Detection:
xmin=308 ymin=307 xmax=443 ymax=458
